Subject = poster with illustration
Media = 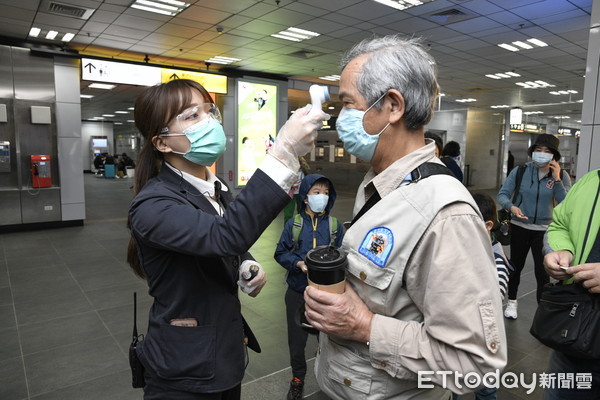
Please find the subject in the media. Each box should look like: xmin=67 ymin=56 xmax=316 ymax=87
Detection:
xmin=237 ymin=81 xmax=277 ymax=186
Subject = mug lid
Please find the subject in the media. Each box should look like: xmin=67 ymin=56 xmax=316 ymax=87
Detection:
xmin=305 ymin=246 xmax=347 ymax=268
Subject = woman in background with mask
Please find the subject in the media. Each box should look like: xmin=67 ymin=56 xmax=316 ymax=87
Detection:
xmin=127 ymin=79 xmax=327 ymax=399
xmin=497 ymin=134 xmax=571 ymax=319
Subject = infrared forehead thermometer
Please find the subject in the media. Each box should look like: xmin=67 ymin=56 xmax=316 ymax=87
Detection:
xmin=309 ymin=84 xmax=330 ymax=112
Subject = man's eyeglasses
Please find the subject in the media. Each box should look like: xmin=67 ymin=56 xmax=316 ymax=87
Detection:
xmin=160 ymin=103 xmax=222 ymax=135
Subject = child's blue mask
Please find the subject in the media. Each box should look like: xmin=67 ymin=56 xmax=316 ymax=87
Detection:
xmin=307 ymin=194 xmax=328 ymax=213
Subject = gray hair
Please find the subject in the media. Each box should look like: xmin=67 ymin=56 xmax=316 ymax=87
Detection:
xmin=340 ymin=35 xmax=439 ymax=130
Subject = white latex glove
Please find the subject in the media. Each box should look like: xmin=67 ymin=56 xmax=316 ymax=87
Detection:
xmin=269 ymin=105 xmax=330 ymax=170
xmin=238 ymin=260 xmax=267 ymax=297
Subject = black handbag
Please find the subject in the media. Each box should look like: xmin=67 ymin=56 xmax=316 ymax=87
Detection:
xmin=494 ymin=165 xmax=526 ymax=246
xmin=530 ymin=282 xmax=600 ymax=359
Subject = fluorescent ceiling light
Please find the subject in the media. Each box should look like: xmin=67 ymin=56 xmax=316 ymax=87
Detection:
xmin=127 ymin=120 xmax=135 ymax=122
xmin=61 ymin=33 xmax=75 ymax=42
xmin=29 ymin=27 xmax=41 ymax=37
xmin=115 ymin=111 xmax=129 ymax=114
xmin=271 ymin=27 xmax=320 ymax=42
xmin=456 ymin=98 xmax=476 ymax=103
xmin=524 ymin=111 xmax=544 ymax=115
xmin=80 ymin=94 xmax=95 ymax=99
xmin=527 ymin=38 xmax=548 ymax=47
xmin=319 ymin=75 xmax=341 ymax=81
xmin=506 ymin=72 xmax=521 ymax=77
xmin=114 ymin=122 xmax=123 ymax=125
xmin=128 ymin=107 xmax=135 ymax=110
xmin=205 ymin=56 xmax=241 ymax=65
xmin=46 ymin=30 xmax=58 ymax=40
xmin=102 ymin=114 xmax=115 ymax=117
xmin=491 ymin=105 xmax=510 ymax=108
xmin=498 ymin=43 xmax=519 ymax=52
xmin=372 ymin=0 xmax=435 ymax=11
xmin=89 ymin=83 xmax=116 ymax=90
xmin=513 ymin=41 xmax=533 ymax=49
xmin=131 ymin=0 xmax=190 ymax=16
xmin=515 ymin=81 xmax=554 ymax=89
xmin=270 ymin=33 xmax=301 ymax=42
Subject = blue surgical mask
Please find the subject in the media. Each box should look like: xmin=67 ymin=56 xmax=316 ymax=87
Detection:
xmin=532 ymin=151 xmax=553 ymax=167
xmin=307 ymin=194 xmax=328 ymax=213
xmin=336 ymin=93 xmax=390 ymax=162
xmin=164 ymin=117 xmax=226 ymax=166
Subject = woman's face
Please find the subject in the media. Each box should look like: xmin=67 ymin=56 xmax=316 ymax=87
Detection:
xmin=533 ymin=145 xmax=553 ymax=156
xmin=161 ymin=90 xmax=210 ymax=154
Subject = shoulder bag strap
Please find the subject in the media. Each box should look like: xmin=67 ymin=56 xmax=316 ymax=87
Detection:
xmin=349 ymin=162 xmax=452 ymax=228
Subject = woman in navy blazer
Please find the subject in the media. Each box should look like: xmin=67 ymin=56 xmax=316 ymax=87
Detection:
xmin=127 ymin=79 xmax=326 ymax=399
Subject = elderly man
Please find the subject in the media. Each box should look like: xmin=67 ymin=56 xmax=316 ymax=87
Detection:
xmin=304 ymin=35 xmax=507 ymax=399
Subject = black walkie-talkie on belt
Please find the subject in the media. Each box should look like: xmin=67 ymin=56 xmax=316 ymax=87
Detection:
xmin=129 ymin=292 xmax=146 ymax=388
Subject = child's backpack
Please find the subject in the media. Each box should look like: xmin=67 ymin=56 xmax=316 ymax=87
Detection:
xmin=291 ymin=214 xmax=339 ymax=249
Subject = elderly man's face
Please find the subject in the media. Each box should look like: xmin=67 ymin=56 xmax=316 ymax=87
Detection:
xmin=338 ymin=54 xmax=389 ymax=135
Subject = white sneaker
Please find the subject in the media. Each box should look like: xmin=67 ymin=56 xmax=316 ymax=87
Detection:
xmin=504 ymin=300 xmax=518 ymax=319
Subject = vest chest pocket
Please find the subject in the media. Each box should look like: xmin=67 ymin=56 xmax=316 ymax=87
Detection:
xmin=347 ymin=247 xmax=396 ymax=290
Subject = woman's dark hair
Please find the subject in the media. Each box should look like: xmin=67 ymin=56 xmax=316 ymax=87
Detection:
xmin=442 ymin=141 xmax=460 ymax=157
xmin=472 ymin=193 xmax=497 ymax=223
xmin=127 ymin=79 xmax=213 ymax=279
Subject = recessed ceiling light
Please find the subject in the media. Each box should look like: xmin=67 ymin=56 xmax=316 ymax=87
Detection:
xmin=29 ymin=27 xmax=41 ymax=37
xmin=80 ymin=94 xmax=94 ymax=99
xmin=271 ymin=27 xmax=320 ymax=42
xmin=46 ymin=30 xmax=58 ymax=40
xmin=128 ymin=107 xmax=135 ymax=110
xmin=491 ymin=105 xmax=510 ymax=108
xmin=456 ymin=98 xmax=476 ymax=103
xmin=498 ymin=43 xmax=519 ymax=52
xmin=61 ymin=33 xmax=75 ymax=42
xmin=115 ymin=111 xmax=129 ymax=114
xmin=527 ymin=38 xmax=548 ymax=47
xmin=319 ymin=75 xmax=340 ymax=81
xmin=513 ymin=41 xmax=533 ymax=50
xmin=114 ymin=122 xmax=123 ymax=125
xmin=102 ymin=114 xmax=115 ymax=117
xmin=131 ymin=0 xmax=190 ymax=16
xmin=127 ymin=120 xmax=135 ymax=123
xmin=204 ymin=56 xmax=241 ymax=65
xmin=372 ymin=0 xmax=436 ymax=11
xmin=89 ymin=83 xmax=116 ymax=90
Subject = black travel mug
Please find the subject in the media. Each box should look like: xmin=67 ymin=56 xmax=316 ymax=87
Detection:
xmin=305 ymin=246 xmax=347 ymax=294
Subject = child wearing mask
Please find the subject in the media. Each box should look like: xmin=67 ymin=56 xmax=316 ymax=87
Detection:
xmin=274 ymin=174 xmax=344 ymax=400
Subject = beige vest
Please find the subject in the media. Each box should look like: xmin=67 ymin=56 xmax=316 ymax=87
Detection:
xmin=316 ymin=174 xmax=477 ymax=400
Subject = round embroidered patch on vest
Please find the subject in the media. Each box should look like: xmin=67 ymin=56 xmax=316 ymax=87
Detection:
xmin=358 ymin=226 xmax=394 ymax=267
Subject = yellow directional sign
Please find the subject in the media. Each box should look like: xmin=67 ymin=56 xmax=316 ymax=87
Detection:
xmin=161 ymin=69 xmax=227 ymax=94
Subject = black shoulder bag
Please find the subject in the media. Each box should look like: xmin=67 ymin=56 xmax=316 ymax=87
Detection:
xmin=495 ymin=165 xmax=526 ymax=246
xmin=530 ymin=171 xmax=600 ymax=359
xmin=129 ymin=292 xmax=146 ymax=388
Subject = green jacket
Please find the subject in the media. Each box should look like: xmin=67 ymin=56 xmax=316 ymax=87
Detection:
xmin=547 ymin=169 xmax=600 ymax=266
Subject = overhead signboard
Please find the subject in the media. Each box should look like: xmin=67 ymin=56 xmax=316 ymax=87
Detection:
xmin=81 ymin=58 xmax=227 ymax=93
xmin=160 ymin=69 xmax=227 ymax=93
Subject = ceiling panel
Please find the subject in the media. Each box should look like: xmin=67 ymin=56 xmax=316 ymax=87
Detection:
xmin=0 ymin=0 xmax=590 ymax=125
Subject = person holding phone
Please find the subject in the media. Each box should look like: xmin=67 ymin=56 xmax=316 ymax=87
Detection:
xmin=497 ymin=134 xmax=571 ymax=319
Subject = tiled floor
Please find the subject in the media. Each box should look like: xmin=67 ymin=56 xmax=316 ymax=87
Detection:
xmin=1 ymin=169 xmax=553 ymax=400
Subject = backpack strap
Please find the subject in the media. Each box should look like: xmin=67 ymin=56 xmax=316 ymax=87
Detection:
xmin=292 ymin=214 xmax=303 ymax=250
xmin=511 ymin=165 xmax=526 ymax=205
xmin=328 ymin=215 xmax=339 ymax=246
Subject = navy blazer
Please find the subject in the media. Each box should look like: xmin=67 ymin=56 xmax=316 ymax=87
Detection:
xmin=129 ymin=163 xmax=291 ymax=393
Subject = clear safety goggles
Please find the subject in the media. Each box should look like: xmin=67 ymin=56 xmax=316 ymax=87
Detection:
xmin=160 ymin=103 xmax=222 ymax=135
